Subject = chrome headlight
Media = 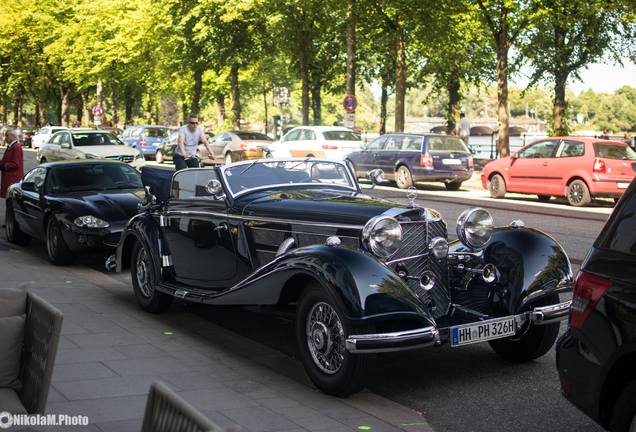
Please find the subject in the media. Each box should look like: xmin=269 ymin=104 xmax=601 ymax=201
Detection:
xmin=456 ymin=208 xmax=493 ymax=250
xmin=74 ymin=215 xmax=110 ymax=228
xmin=362 ymin=216 xmax=402 ymax=258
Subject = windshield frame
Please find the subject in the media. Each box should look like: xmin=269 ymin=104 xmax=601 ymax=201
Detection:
xmin=219 ymin=158 xmax=359 ymax=199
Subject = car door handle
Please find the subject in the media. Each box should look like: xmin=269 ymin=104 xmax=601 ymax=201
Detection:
xmin=542 ymin=162 xmax=549 ymax=166
xmin=213 ymin=224 xmax=228 ymax=232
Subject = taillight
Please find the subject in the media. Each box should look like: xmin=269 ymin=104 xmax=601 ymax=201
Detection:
xmin=420 ymin=153 xmax=433 ymax=166
xmin=467 ymin=156 xmax=474 ymax=168
xmin=322 ymin=144 xmax=338 ymax=150
xmin=569 ymin=271 xmax=612 ymax=329
xmin=593 ymin=158 xmax=606 ymax=173
xmin=139 ymin=137 xmax=148 ymax=147
xmin=239 ymin=143 xmax=247 ymax=151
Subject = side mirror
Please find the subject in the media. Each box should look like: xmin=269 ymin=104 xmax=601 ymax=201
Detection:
xmin=365 ymin=169 xmax=385 ymax=189
xmin=206 ymin=179 xmax=226 ymax=200
xmin=22 ymin=182 xmax=37 ymax=192
xmin=510 ymin=152 xmax=518 ymax=160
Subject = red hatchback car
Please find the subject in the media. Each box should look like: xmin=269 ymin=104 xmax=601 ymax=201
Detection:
xmin=481 ymin=137 xmax=636 ymax=206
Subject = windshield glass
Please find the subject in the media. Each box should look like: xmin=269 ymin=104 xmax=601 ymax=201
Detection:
xmin=72 ymin=132 xmax=124 ymax=146
xmin=145 ymin=128 xmax=168 ymax=138
xmin=48 ymin=163 xmax=143 ymax=193
xmin=323 ymin=131 xmax=360 ymax=141
xmin=236 ymin=132 xmax=273 ymax=141
xmin=429 ymin=136 xmax=470 ymax=152
xmin=593 ymin=143 xmax=636 ymax=160
xmin=222 ymin=160 xmax=355 ymax=197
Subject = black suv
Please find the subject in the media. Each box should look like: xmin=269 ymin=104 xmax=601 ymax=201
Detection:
xmin=557 ymin=178 xmax=636 ymax=432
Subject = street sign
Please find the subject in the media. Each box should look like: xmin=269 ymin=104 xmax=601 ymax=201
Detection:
xmin=343 ymin=94 xmax=357 ymax=113
xmin=273 ymin=87 xmax=290 ymax=107
xmin=343 ymin=112 xmax=355 ymax=129
xmin=92 ymin=106 xmax=104 ymax=116
xmin=94 ymin=115 xmax=103 ymax=126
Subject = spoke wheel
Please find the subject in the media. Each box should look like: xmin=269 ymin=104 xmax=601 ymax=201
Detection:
xmin=395 ymin=165 xmax=413 ymax=189
xmin=566 ymin=180 xmax=591 ymax=207
xmin=306 ymin=302 xmax=346 ymax=374
xmin=296 ymin=284 xmax=375 ymax=396
xmin=130 ymin=241 xmax=172 ymax=313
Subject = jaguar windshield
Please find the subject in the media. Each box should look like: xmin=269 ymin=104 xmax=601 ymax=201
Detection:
xmin=222 ymin=159 xmax=356 ymax=197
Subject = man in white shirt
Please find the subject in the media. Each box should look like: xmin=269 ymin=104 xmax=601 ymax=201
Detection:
xmin=457 ymin=112 xmax=471 ymax=146
xmin=175 ymin=114 xmax=213 ymax=171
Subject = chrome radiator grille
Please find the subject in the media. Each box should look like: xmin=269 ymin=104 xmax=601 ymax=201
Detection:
xmin=392 ymin=219 xmax=450 ymax=318
xmin=105 ymin=155 xmax=134 ymax=163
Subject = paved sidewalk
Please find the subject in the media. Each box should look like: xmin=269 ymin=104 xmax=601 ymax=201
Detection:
xmin=0 ymin=215 xmax=432 ymax=431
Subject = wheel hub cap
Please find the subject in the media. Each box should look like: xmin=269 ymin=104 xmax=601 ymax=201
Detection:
xmin=306 ymin=302 xmax=345 ymax=375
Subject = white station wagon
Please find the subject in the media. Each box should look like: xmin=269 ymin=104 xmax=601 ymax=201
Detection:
xmin=37 ymin=129 xmax=145 ymax=169
xmin=267 ymin=126 xmax=362 ymax=160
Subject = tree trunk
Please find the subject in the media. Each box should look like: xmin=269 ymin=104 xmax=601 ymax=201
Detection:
xmin=2 ymin=95 xmax=7 ymax=125
xmin=37 ymin=98 xmax=46 ymax=127
xmin=215 ymin=93 xmax=226 ymax=129
xmin=394 ymin=25 xmax=407 ymax=132
xmin=109 ymin=82 xmax=119 ymax=126
xmin=145 ymin=88 xmax=153 ymax=124
xmin=346 ymin=0 xmax=356 ymax=96
xmin=299 ymin=44 xmax=310 ymax=125
xmin=552 ymin=72 xmax=568 ymax=136
xmin=13 ymin=94 xmax=21 ymax=125
xmin=311 ymin=83 xmax=322 ymax=125
xmin=81 ymin=90 xmax=91 ymax=126
xmin=34 ymin=103 xmax=40 ymax=128
xmin=379 ymin=72 xmax=389 ymax=135
xmin=495 ymin=31 xmax=510 ymax=157
xmin=60 ymin=87 xmax=71 ymax=127
xmin=191 ymin=68 xmax=203 ymax=116
xmin=446 ymin=76 xmax=461 ymax=134
xmin=263 ymin=92 xmax=268 ymax=133
xmin=124 ymin=86 xmax=134 ymax=125
xmin=230 ymin=64 xmax=241 ymax=130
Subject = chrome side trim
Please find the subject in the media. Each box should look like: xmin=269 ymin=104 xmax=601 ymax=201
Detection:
xmin=386 ymin=252 xmax=429 ymax=264
xmin=159 ymin=215 xmax=168 ymax=227
xmin=165 ymin=210 xmax=365 ymax=230
xmin=161 ymin=255 xmax=173 ymax=267
xmin=520 ymin=276 xmax=573 ymax=308
xmin=276 ymin=237 xmax=296 ymax=256
xmin=251 ymin=226 xmax=359 ymax=240
xmin=346 ymin=326 xmax=440 ymax=353
xmin=529 ymin=300 xmax=572 ymax=325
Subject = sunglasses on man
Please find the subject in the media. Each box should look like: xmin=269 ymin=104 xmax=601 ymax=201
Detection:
xmin=189 ymin=121 xmax=198 ymax=125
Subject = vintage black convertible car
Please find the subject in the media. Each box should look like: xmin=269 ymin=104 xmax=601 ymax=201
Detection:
xmin=5 ymin=160 xmax=145 ymax=265
xmin=111 ymin=159 xmax=573 ymax=396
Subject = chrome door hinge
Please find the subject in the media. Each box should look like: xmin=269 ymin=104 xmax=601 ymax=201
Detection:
xmin=161 ymin=255 xmax=173 ymax=267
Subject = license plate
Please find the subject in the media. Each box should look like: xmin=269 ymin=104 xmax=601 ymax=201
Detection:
xmin=450 ymin=316 xmax=517 ymax=347
xmin=617 ymin=182 xmax=630 ymax=189
xmin=442 ymin=158 xmax=462 ymax=165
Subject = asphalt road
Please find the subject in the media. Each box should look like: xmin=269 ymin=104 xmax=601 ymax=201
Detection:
xmin=10 ymin=150 xmax=605 ymax=432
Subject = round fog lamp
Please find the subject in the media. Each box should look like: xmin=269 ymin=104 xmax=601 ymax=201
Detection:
xmin=429 ymin=237 xmax=448 ymax=259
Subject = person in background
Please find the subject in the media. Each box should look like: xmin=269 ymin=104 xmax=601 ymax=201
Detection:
xmin=457 ymin=112 xmax=471 ymax=146
xmin=0 ymin=130 xmax=24 ymax=198
xmin=599 ymin=128 xmax=610 ymax=140
xmin=175 ymin=114 xmax=213 ymax=171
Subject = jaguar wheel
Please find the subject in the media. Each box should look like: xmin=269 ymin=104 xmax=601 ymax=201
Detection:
xmin=395 ymin=165 xmax=413 ymax=189
xmin=489 ymin=294 xmax=560 ymax=362
xmin=155 ymin=149 xmax=164 ymax=164
xmin=296 ymin=283 xmax=374 ymax=396
xmin=567 ymin=179 xmax=591 ymax=207
xmin=131 ymin=241 xmax=172 ymax=313
xmin=488 ymin=174 xmax=506 ymax=198
xmin=46 ymin=217 xmax=74 ymax=265
xmin=5 ymin=202 xmax=30 ymax=246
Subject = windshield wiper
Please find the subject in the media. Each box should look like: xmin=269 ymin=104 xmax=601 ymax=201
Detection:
xmin=239 ymin=160 xmax=259 ymax=176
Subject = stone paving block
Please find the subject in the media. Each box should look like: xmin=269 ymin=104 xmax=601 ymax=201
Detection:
xmin=52 ymin=362 xmax=118 ymax=382
xmin=226 ymin=379 xmax=282 ymax=400
xmin=220 ymin=406 xmax=301 ymax=432
xmin=59 ymin=321 xmax=89 ymax=335
xmin=54 ymin=375 xmax=163 ymax=401
xmin=102 ymin=356 xmax=210 ymax=376
xmin=159 ymin=371 xmax=225 ymax=391
xmin=288 ymin=414 xmax=353 ymax=432
xmin=57 ymin=335 xmax=80 ymax=350
xmin=268 ymin=403 xmax=320 ymax=419
xmin=111 ymin=344 xmax=166 ymax=359
xmin=47 ymin=395 xmax=148 ymax=424
xmin=177 ymin=388 xmax=259 ymax=411
xmin=95 ymin=418 xmax=143 ymax=432
xmin=67 ymin=331 xmax=146 ymax=348
xmin=56 ymin=347 xmax=127 ymax=364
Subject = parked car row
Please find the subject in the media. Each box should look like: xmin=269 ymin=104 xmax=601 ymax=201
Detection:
xmin=3 ymin=151 xmax=636 ymax=430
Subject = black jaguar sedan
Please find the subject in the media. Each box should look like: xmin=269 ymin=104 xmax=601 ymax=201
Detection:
xmin=5 ymin=160 xmax=145 ymax=265
xmin=557 ymin=178 xmax=636 ymax=432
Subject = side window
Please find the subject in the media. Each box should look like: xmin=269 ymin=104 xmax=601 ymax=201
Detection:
xmin=385 ymin=135 xmax=402 ymax=151
xmin=518 ymin=140 xmax=558 ymax=159
xmin=120 ymin=128 xmax=130 ymax=138
xmin=401 ymin=136 xmax=422 ymax=151
xmin=40 ymin=128 xmax=50 ymax=135
xmin=556 ymin=140 xmax=585 ymax=158
xmin=284 ymin=129 xmax=301 ymax=142
xmin=302 ymin=130 xmax=316 ymax=140
xmin=49 ymin=133 xmax=62 ymax=145
xmin=59 ymin=133 xmax=72 ymax=147
xmin=598 ymin=186 xmax=636 ymax=255
xmin=223 ymin=133 xmax=233 ymax=142
xmin=171 ymin=168 xmax=221 ymax=200
xmin=130 ymin=128 xmax=142 ymax=138
xmin=367 ymin=135 xmax=387 ymax=150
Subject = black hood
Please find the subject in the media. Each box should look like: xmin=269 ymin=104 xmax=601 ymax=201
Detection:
xmin=48 ymin=189 xmax=145 ymax=223
xmin=236 ymin=188 xmax=419 ymax=226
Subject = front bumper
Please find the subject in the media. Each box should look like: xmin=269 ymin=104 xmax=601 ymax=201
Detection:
xmin=61 ymin=225 xmax=122 ymax=251
xmin=346 ymin=300 xmax=572 ymax=353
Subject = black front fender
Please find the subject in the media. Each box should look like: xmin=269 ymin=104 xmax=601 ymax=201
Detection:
xmin=115 ymin=212 xmax=162 ymax=278
xmin=208 ymin=245 xmax=433 ymax=325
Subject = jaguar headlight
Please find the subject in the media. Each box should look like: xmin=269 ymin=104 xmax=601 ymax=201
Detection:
xmin=456 ymin=207 xmax=493 ymax=250
xmin=362 ymin=216 xmax=402 ymax=258
xmin=74 ymin=215 xmax=110 ymax=229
